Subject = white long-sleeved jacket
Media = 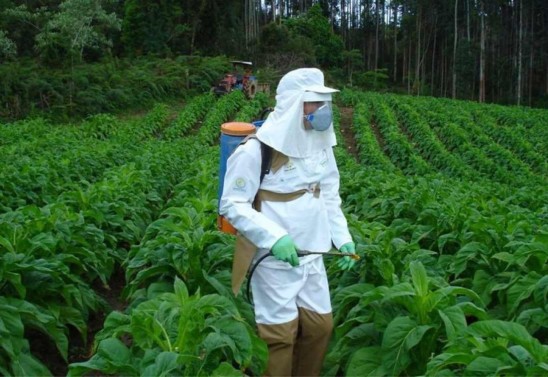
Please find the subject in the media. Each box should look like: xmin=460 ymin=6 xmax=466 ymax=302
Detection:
xmin=219 ymin=138 xmax=352 ymax=269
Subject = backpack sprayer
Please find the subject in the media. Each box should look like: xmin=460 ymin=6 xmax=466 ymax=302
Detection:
xmin=217 ymin=108 xmax=273 ymax=234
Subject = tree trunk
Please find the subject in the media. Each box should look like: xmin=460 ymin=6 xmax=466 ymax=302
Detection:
xmin=402 ymin=46 xmax=406 ymax=85
xmin=190 ymin=0 xmax=208 ymax=55
xmin=393 ymin=3 xmax=398 ymax=82
xmin=375 ymin=0 xmax=379 ymax=71
xmin=466 ymin=0 xmax=470 ymax=41
xmin=415 ymin=7 xmax=421 ymax=95
xmin=431 ymin=29 xmax=437 ymax=97
xmin=341 ymin=0 xmax=346 ymax=47
xmin=517 ymin=0 xmax=523 ymax=105
xmin=528 ymin=1 xmax=534 ymax=106
xmin=479 ymin=2 xmax=486 ymax=103
xmin=368 ymin=35 xmax=373 ymax=71
xmin=452 ymin=0 xmax=458 ymax=99
xmin=408 ymin=44 xmax=412 ymax=94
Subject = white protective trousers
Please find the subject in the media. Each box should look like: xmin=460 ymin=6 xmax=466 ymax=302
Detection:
xmin=252 ymin=257 xmax=331 ymax=324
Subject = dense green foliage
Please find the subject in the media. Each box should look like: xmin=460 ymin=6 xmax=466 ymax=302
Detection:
xmin=324 ymin=91 xmax=547 ymax=376
xmin=0 ymin=88 xmax=546 ymax=375
xmin=1 ymin=1 xmax=545 ymax=122
xmin=0 ymin=56 xmax=230 ymax=121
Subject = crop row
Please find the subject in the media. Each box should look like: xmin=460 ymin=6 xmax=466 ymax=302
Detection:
xmin=68 ymin=90 xmax=264 ymax=376
xmin=413 ymin=97 xmax=541 ymax=184
xmin=326 ymin=104 xmax=547 ymax=376
xmin=340 ymin=89 xmax=547 ymax=189
xmin=0 ymin=91 xmax=251 ymax=376
xmin=1 ymin=90 xmax=546 ymax=376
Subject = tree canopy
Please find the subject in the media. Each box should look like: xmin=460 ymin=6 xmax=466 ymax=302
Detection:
xmin=1 ymin=0 xmax=547 ymax=107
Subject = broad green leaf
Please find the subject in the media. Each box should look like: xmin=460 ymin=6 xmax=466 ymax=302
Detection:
xmin=146 ymin=281 xmax=173 ymax=299
xmin=0 ymin=302 xmax=24 ymax=338
xmin=425 ymin=286 xmax=483 ymax=312
xmin=495 ymin=363 xmax=527 ymax=376
xmin=173 ymin=276 xmax=189 ymax=302
xmin=379 ymin=258 xmax=395 ymax=284
xmin=140 ymin=351 xmax=180 ymax=377
xmin=11 ymin=353 xmax=53 ymax=377
xmin=381 ymin=316 xmax=433 ymax=376
xmin=134 ymin=264 xmax=174 ymax=286
xmin=517 ymin=308 xmax=548 ymax=333
xmin=492 ymin=251 xmax=515 ymax=264
xmin=457 ymin=301 xmax=488 ymax=321
xmin=249 ymin=327 xmax=268 ymax=375
xmin=380 ymin=282 xmax=415 ymax=303
xmin=464 ymin=356 xmax=505 ymax=376
xmin=533 ymin=275 xmax=548 ymax=307
xmin=347 ymin=346 xmax=385 ymax=377
xmin=0 ymin=235 xmax=15 ymax=252
xmin=339 ymin=323 xmax=377 ymax=345
xmin=210 ymin=362 xmax=242 ymax=376
xmin=102 ymin=311 xmax=130 ymax=331
xmin=451 ymin=242 xmax=487 ymax=276
xmin=468 ymin=320 xmax=548 ymax=363
xmin=410 ymin=261 xmax=429 ymax=297
xmin=508 ymin=345 xmax=533 ymax=365
xmin=203 ymin=332 xmax=239 ymax=362
xmin=196 ymin=294 xmax=239 ymax=317
xmin=527 ymin=363 xmax=548 ymax=376
xmin=96 ymin=338 xmax=132 ymax=364
xmin=472 ymin=269 xmax=496 ymax=306
xmin=438 ymin=305 xmax=467 ymax=342
xmin=67 ymin=355 xmax=112 ymax=377
xmin=507 ymin=272 xmax=540 ymax=315
xmin=426 ymin=353 xmax=474 ymax=376
xmin=204 ymin=317 xmax=252 ymax=366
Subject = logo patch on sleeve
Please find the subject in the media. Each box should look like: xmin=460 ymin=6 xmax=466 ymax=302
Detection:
xmin=234 ymin=177 xmax=247 ymax=191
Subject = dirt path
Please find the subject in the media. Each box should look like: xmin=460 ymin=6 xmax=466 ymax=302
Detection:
xmin=339 ymin=107 xmax=359 ymax=159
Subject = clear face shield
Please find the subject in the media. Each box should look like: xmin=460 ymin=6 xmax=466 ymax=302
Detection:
xmin=303 ymin=101 xmax=333 ymax=131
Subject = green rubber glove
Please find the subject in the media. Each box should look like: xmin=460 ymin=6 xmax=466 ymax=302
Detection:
xmin=337 ymin=242 xmax=356 ymax=271
xmin=271 ymin=235 xmax=300 ymax=267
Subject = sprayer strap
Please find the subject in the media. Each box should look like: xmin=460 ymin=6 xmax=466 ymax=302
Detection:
xmin=241 ymin=134 xmax=289 ymax=183
xmin=254 ymin=185 xmax=321 ymax=212
xmin=240 ymin=134 xmax=273 ymax=183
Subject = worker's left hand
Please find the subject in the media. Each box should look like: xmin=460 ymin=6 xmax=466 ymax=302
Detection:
xmin=337 ymin=242 xmax=356 ymax=271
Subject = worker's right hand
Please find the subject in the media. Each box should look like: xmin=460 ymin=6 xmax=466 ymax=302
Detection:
xmin=271 ymin=235 xmax=300 ymax=267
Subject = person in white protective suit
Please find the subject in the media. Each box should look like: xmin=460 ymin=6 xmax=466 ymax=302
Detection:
xmin=219 ymin=68 xmax=356 ymax=376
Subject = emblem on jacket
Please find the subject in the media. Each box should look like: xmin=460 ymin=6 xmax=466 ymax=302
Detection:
xmin=234 ymin=177 xmax=246 ymax=192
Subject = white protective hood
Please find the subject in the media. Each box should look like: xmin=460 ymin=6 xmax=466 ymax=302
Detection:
xmin=256 ymin=68 xmax=339 ymax=158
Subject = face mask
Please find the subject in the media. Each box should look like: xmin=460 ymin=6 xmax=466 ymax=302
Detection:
xmin=303 ymin=103 xmax=333 ymax=131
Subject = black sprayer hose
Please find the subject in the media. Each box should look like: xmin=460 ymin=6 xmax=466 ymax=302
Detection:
xmin=245 ymin=252 xmax=273 ymax=304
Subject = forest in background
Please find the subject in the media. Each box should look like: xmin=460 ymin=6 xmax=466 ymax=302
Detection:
xmin=1 ymin=0 xmax=547 ymax=121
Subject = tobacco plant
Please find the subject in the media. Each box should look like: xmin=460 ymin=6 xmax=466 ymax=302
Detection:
xmin=68 ymin=278 xmax=267 ymax=376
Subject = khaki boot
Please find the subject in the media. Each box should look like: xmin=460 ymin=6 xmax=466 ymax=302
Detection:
xmin=257 ymin=317 xmax=299 ymax=376
xmin=292 ymin=308 xmax=333 ymax=377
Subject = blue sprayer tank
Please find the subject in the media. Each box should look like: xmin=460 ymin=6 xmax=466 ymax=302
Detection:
xmin=217 ymin=122 xmax=257 ymax=234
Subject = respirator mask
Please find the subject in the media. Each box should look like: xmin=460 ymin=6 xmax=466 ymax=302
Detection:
xmin=303 ymin=102 xmax=333 ymax=131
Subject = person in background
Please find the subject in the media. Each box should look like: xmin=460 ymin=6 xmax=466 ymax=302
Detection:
xmin=220 ymin=67 xmax=356 ymax=376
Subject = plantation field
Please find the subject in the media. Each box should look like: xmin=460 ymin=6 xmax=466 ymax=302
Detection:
xmin=0 ymin=90 xmax=546 ymax=376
